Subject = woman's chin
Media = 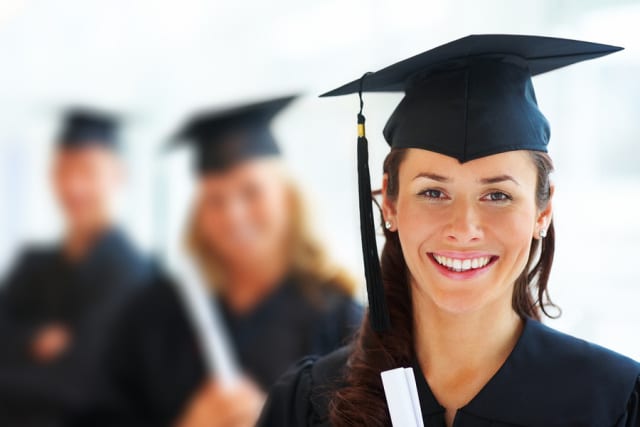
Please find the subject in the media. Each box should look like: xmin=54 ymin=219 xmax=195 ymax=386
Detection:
xmin=424 ymin=285 xmax=495 ymax=315
xmin=433 ymin=298 xmax=486 ymax=315
xmin=222 ymin=243 xmax=276 ymax=266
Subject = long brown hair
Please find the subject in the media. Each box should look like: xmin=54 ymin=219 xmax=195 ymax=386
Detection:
xmin=329 ymin=149 xmax=556 ymax=426
xmin=186 ymin=160 xmax=357 ymax=297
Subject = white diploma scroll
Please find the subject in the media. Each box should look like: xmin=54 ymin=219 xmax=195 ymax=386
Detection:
xmin=381 ymin=367 xmax=424 ymax=427
xmin=173 ymin=257 xmax=241 ymax=388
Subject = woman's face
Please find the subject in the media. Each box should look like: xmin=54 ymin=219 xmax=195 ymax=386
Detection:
xmin=383 ymin=149 xmax=552 ymax=315
xmin=196 ymin=159 xmax=291 ymax=266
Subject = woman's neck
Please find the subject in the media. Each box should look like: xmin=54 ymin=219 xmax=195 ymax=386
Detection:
xmin=412 ymin=285 xmax=523 ymax=415
xmin=222 ymin=251 xmax=290 ymax=314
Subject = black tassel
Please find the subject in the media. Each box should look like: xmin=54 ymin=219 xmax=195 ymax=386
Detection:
xmin=356 ymin=74 xmax=390 ymax=332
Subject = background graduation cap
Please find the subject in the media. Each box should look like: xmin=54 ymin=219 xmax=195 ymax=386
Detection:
xmin=321 ymin=34 xmax=622 ymax=332
xmin=56 ymin=107 xmax=121 ymax=149
xmin=171 ymin=94 xmax=298 ymax=174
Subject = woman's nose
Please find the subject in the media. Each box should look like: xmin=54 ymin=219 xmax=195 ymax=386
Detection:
xmin=221 ymin=195 xmax=252 ymax=225
xmin=445 ymin=200 xmax=483 ymax=243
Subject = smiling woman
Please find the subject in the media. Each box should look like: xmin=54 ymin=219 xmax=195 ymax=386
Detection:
xmin=383 ymin=148 xmax=555 ymax=318
xmin=257 ymin=35 xmax=640 ymax=427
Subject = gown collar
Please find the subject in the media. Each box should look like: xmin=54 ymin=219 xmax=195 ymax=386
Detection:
xmin=218 ymin=275 xmax=296 ymax=323
xmin=411 ymin=317 xmax=640 ymax=426
xmin=411 ymin=317 xmax=531 ymax=418
xmin=57 ymin=227 xmax=134 ymax=272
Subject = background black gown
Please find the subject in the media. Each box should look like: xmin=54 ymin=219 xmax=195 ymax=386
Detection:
xmin=258 ymin=317 xmax=640 ymax=427
xmin=0 ymin=228 xmax=154 ymax=426
xmin=90 ymin=273 xmax=363 ymax=426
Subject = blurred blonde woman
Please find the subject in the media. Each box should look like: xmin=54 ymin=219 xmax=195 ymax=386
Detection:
xmin=93 ymin=96 xmax=363 ymax=427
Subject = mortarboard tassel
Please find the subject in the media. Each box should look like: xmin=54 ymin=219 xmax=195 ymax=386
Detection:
xmin=357 ymin=73 xmax=390 ymax=332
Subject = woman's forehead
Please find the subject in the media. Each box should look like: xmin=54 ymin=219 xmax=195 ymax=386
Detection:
xmin=400 ymin=148 xmax=537 ymax=183
xmin=200 ymin=158 xmax=283 ymax=188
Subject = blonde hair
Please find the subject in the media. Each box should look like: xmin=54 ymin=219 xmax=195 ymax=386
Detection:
xmin=185 ymin=160 xmax=356 ymax=297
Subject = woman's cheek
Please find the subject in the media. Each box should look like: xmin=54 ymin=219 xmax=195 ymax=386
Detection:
xmin=481 ymin=207 xmax=536 ymax=286
xmin=400 ymin=196 xmax=447 ymax=230
xmin=482 ymin=206 xmax=534 ymax=244
xmin=396 ymin=200 xmax=443 ymax=269
xmin=199 ymin=210 xmax=227 ymax=249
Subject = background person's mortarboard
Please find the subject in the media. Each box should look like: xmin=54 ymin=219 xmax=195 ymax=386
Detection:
xmin=57 ymin=107 xmax=121 ymax=150
xmin=171 ymin=95 xmax=297 ymax=175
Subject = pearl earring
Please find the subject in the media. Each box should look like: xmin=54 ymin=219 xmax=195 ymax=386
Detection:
xmin=539 ymin=228 xmax=547 ymax=239
xmin=384 ymin=220 xmax=393 ymax=230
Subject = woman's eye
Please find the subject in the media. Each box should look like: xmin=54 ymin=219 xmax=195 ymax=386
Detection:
xmin=483 ymin=191 xmax=512 ymax=202
xmin=420 ymin=189 xmax=446 ymax=199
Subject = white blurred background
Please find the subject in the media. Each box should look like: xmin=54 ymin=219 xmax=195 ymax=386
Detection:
xmin=0 ymin=0 xmax=639 ymax=357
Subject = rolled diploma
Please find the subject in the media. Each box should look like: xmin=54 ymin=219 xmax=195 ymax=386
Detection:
xmin=381 ymin=367 xmax=424 ymax=427
xmin=173 ymin=258 xmax=241 ymax=388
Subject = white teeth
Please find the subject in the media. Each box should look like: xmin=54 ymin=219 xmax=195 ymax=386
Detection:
xmin=433 ymin=254 xmax=492 ymax=272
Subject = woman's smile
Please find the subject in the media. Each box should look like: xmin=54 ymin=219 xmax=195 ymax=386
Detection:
xmin=428 ymin=251 xmax=499 ymax=281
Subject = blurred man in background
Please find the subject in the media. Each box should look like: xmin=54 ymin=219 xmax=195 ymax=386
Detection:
xmin=0 ymin=108 xmax=154 ymax=426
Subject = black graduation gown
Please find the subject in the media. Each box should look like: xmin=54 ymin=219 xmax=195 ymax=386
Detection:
xmin=93 ymin=275 xmax=363 ymax=426
xmin=259 ymin=317 xmax=640 ymax=427
xmin=0 ymin=229 xmax=154 ymax=426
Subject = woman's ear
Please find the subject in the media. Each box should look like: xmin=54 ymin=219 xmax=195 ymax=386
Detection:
xmin=381 ymin=174 xmax=397 ymax=230
xmin=535 ymin=183 xmax=554 ymax=239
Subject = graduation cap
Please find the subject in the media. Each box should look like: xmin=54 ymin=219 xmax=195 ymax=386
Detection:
xmin=171 ymin=95 xmax=297 ymax=174
xmin=321 ymin=34 xmax=622 ymax=332
xmin=57 ymin=107 xmax=120 ymax=149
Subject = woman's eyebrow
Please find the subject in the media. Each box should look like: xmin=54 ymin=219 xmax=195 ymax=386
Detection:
xmin=412 ymin=172 xmax=451 ymax=182
xmin=412 ymin=172 xmax=520 ymax=186
xmin=478 ymin=175 xmax=520 ymax=186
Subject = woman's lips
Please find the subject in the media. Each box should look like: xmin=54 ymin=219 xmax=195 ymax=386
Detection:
xmin=428 ymin=251 xmax=499 ymax=280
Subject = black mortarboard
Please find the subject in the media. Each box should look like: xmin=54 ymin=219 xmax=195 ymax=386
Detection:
xmin=321 ymin=34 xmax=622 ymax=332
xmin=57 ymin=107 xmax=120 ymax=149
xmin=171 ymin=95 xmax=297 ymax=174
